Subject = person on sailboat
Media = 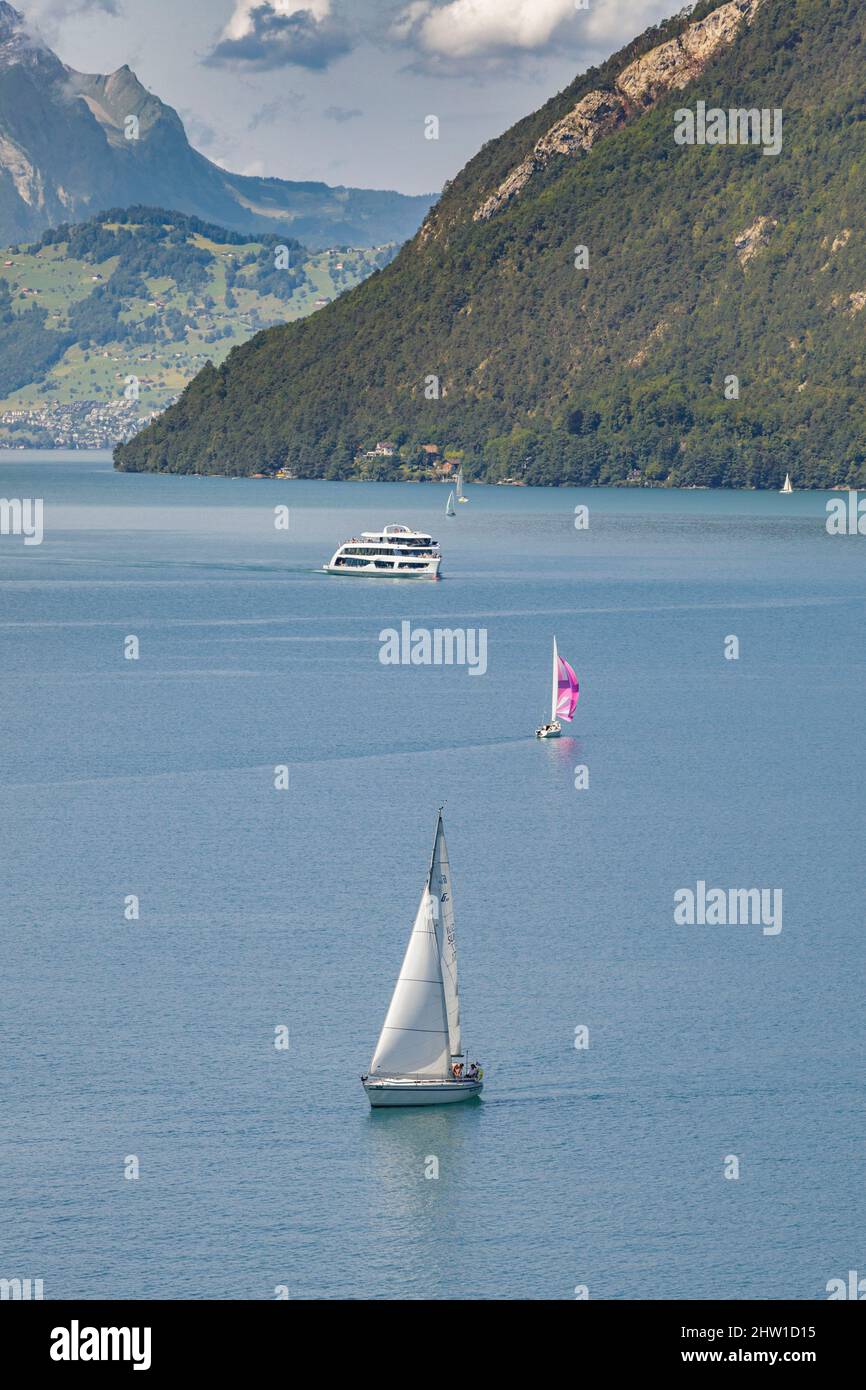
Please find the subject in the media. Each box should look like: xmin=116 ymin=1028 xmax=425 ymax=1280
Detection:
xmin=451 ymin=1061 xmax=464 ymax=1079
xmin=466 ymin=1062 xmax=479 ymax=1081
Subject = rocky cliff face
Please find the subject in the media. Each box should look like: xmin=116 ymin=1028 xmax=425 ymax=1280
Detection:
xmin=0 ymin=4 xmax=433 ymax=247
xmin=474 ymin=0 xmax=763 ymax=222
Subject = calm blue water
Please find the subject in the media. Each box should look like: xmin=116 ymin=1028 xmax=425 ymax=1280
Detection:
xmin=1 ymin=452 xmax=864 ymax=1300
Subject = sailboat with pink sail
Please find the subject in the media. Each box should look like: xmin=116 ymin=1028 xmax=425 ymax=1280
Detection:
xmin=536 ymin=637 xmax=579 ymax=739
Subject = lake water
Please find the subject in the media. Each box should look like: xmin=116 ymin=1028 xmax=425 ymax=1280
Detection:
xmin=1 ymin=451 xmax=864 ymax=1300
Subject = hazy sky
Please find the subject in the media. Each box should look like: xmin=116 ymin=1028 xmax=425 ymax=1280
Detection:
xmin=20 ymin=0 xmax=679 ymax=194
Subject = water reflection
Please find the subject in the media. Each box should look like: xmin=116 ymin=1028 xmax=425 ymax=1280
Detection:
xmin=363 ymin=1100 xmax=484 ymax=1234
xmin=537 ymin=734 xmax=584 ymax=770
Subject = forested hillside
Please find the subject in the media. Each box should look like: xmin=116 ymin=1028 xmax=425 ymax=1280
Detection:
xmin=117 ymin=0 xmax=866 ymax=489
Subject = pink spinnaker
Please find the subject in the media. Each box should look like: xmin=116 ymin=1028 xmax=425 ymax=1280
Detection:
xmin=556 ymin=655 xmax=580 ymax=722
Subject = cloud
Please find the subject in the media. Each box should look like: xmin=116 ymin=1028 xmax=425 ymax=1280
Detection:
xmin=206 ymin=1 xmax=351 ymax=71
xmin=247 ymin=94 xmax=309 ymax=135
xmin=392 ymin=0 xmax=576 ymax=61
xmin=1 ymin=0 xmax=121 ymax=67
xmin=21 ymin=0 xmax=120 ymax=26
xmin=9 ymin=0 xmax=121 ymax=47
xmin=323 ymin=104 xmax=362 ymax=123
xmin=392 ymin=0 xmax=675 ymax=65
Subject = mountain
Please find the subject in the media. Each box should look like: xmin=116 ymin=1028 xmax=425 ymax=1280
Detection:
xmin=0 ymin=4 xmax=432 ymax=249
xmin=116 ymin=0 xmax=866 ymax=490
xmin=0 ymin=207 xmax=395 ymax=447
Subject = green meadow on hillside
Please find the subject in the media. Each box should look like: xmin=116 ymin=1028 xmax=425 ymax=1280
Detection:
xmin=0 ymin=208 xmax=394 ymax=439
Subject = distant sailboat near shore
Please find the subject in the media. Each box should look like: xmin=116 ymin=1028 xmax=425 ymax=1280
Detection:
xmin=536 ymin=637 xmax=579 ymax=739
xmin=446 ymin=491 xmax=456 ymax=516
xmin=780 ymin=473 xmax=794 ymax=494
xmin=456 ymin=468 xmax=469 ymax=503
xmin=362 ymin=813 xmax=483 ymax=1107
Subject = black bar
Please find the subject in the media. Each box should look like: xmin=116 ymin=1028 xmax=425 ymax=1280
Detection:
xmin=6 ymin=1298 xmax=862 ymax=1375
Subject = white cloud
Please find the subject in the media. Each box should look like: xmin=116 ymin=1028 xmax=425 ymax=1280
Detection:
xmin=209 ymin=1 xmax=349 ymax=70
xmin=21 ymin=0 xmax=120 ymax=24
xmin=394 ymin=0 xmax=576 ymax=60
xmin=393 ymin=0 xmax=676 ymax=62
xmin=224 ymin=1 xmax=332 ymax=43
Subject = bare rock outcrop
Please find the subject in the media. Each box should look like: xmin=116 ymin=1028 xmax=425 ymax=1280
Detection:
xmin=473 ymin=0 xmax=763 ymax=223
xmin=735 ymin=215 xmax=778 ymax=266
xmin=473 ymin=91 xmax=627 ymax=223
xmin=616 ymin=0 xmax=762 ymax=107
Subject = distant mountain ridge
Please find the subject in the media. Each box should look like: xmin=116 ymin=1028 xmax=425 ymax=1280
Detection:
xmin=117 ymin=0 xmax=866 ymax=489
xmin=0 ymin=3 xmax=432 ymax=248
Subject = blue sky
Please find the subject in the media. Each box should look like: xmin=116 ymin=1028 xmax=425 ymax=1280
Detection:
xmin=22 ymin=1 xmax=679 ymax=194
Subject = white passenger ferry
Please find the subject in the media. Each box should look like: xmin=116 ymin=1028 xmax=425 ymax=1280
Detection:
xmin=323 ymin=524 xmax=441 ymax=579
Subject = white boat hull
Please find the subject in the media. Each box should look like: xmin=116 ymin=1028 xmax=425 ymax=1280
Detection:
xmin=324 ymin=559 xmax=441 ymax=579
xmin=536 ymin=721 xmax=562 ymax=739
xmin=363 ymin=1077 xmax=483 ymax=1108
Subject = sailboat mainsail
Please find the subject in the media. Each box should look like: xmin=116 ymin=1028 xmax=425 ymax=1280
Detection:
xmin=368 ymin=814 xmax=460 ymax=1079
xmin=456 ymin=468 xmax=468 ymax=502
xmin=781 ymin=473 xmax=793 ymax=494
xmin=551 ymin=637 xmax=579 ymax=723
xmin=446 ymin=491 xmax=455 ymax=516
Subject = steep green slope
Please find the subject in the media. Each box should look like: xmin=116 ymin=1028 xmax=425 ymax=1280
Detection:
xmin=0 ymin=208 xmax=394 ymax=445
xmin=117 ymin=0 xmax=866 ymax=488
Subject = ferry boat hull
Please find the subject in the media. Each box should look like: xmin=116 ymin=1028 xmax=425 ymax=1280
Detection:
xmin=324 ymin=523 xmax=441 ymax=579
xmin=362 ymin=1077 xmax=482 ymax=1108
xmin=324 ymin=558 xmax=440 ymax=579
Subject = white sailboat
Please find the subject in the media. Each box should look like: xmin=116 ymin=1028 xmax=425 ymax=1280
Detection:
xmin=780 ymin=473 xmax=794 ymax=494
xmin=446 ymin=491 xmax=456 ymax=517
xmin=536 ymin=636 xmax=579 ymax=739
xmin=362 ymin=813 xmax=483 ymax=1107
xmin=456 ymin=468 xmax=469 ymax=503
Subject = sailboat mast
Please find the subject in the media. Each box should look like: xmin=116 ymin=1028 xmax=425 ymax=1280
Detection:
xmin=551 ymin=637 xmax=558 ymax=723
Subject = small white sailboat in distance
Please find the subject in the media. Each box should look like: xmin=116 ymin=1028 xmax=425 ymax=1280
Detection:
xmin=362 ymin=812 xmax=483 ymax=1107
xmin=456 ymin=468 xmax=469 ymax=503
xmin=780 ymin=473 xmax=794 ymax=494
xmin=536 ymin=637 xmax=579 ymax=739
xmin=446 ymin=491 xmax=456 ymax=517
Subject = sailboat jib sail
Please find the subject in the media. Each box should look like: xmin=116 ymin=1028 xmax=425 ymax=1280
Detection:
xmin=363 ymin=813 xmax=482 ymax=1106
